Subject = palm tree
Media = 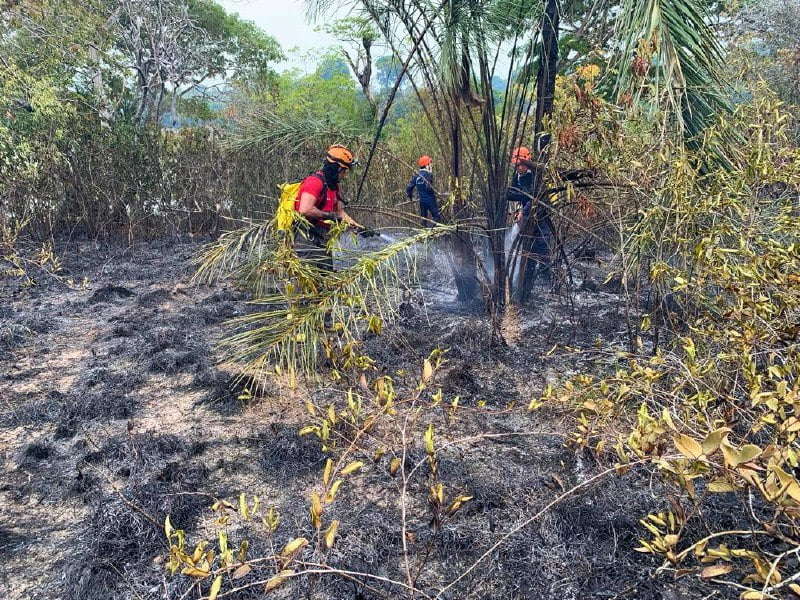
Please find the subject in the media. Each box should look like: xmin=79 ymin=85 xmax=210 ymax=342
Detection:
xmin=306 ymin=0 xmax=728 ymax=330
xmin=211 ymin=0 xmax=731 ymax=375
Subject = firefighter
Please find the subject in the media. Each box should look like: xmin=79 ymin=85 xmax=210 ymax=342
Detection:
xmin=294 ymin=144 xmax=374 ymax=272
xmin=507 ymin=146 xmax=534 ymax=222
xmin=406 ymin=155 xmax=441 ymax=227
xmin=506 ymin=146 xmax=552 ymax=284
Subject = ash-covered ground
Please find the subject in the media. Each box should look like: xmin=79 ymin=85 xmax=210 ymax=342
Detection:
xmin=0 ymin=235 xmax=726 ymax=599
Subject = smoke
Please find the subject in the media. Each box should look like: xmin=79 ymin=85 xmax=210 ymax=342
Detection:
xmin=481 ymin=225 xmax=521 ymax=288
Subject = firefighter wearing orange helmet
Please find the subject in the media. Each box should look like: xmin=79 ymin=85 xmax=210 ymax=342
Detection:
xmin=406 ymin=154 xmax=441 ymax=227
xmin=506 ymin=145 xmax=552 ymax=286
xmin=294 ymin=144 xmax=376 ymax=272
xmin=507 ymin=146 xmax=534 ymax=223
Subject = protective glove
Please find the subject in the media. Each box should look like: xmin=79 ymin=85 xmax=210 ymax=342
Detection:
xmin=323 ymin=211 xmax=342 ymax=222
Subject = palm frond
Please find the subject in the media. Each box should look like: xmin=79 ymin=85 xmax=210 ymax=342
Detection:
xmin=614 ymin=0 xmax=731 ymax=144
xmin=223 ymin=104 xmax=369 ymax=153
xmin=196 ymin=223 xmax=454 ymax=380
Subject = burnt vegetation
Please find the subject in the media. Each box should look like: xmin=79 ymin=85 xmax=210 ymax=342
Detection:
xmin=0 ymin=236 xmax=730 ymax=599
xmin=3 ymin=0 xmax=800 ymax=599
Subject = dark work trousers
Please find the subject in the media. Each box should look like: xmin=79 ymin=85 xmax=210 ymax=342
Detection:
xmin=529 ymin=219 xmax=551 ymax=269
xmin=420 ymin=198 xmax=442 ymax=228
xmin=517 ymin=216 xmax=552 ymax=301
xmin=292 ymin=225 xmax=334 ymax=328
xmin=522 ymin=202 xmax=551 ymax=270
xmin=293 ymin=226 xmax=333 ymax=273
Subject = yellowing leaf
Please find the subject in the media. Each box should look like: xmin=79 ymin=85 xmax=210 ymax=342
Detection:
xmin=701 ymin=564 xmax=734 ymax=579
xmin=422 ymin=359 xmax=433 ymax=383
xmin=164 ymin=517 xmax=175 ymax=544
xmin=707 ymin=477 xmax=738 ymax=493
xmin=340 ymin=461 xmax=364 ymax=476
xmin=673 ymin=434 xmax=704 ymax=459
xmin=723 ymin=441 xmax=762 ymax=468
xmin=280 ymin=538 xmax=308 ymax=565
xmin=445 ymin=495 xmax=474 ymax=517
xmin=305 ymin=399 xmax=316 ymax=417
xmin=701 ymin=428 xmax=730 ymax=455
xmin=425 ymin=423 xmax=435 ymax=455
xmin=367 ymin=315 xmax=383 ymax=334
xmin=191 ymin=541 xmax=206 ymax=565
xmin=784 ymin=417 xmax=800 ymax=433
xmin=208 ymin=575 xmax=222 ymax=600
xmin=770 ymin=465 xmax=800 ymax=502
xmin=218 ymin=530 xmax=228 ymax=556
xmin=309 ymin=493 xmax=322 ymax=528
xmin=323 ymin=458 xmax=333 ymax=486
xmin=325 ymin=479 xmax=342 ymax=503
xmin=389 ymin=457 xmax=401 ymax=477
xmin=238 ymin=539 xmax=249 ymax=563
xmin=739 ymin=445 xmax=762 ymax=464
xmin=181 ymin=566 xmax=210 ymax=578
xmin=239 ymin=493 xmax=249 ymax=520
xmin=429 ymin=482 xmax=444 ymax=504
xmin=265 ymin=570 xmax=294 ymax=592
xmin=752 ymin=555 xmax=781 ymax=585
xmin=661 ymin=408 xmax=676 ymax=431
xmin=325 ymin=520 xmax=340 ymax=548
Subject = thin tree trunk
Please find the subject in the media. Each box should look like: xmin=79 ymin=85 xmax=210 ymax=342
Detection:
xmin=448 ymin=108 xmax=481 ymax=303
xmin=516 ymin=0 xmax=559 ymax=303
xmin=135 ymin=70 xmax=151 ymax=127
xmin=153 ymin=80 xmax=166 ymax=125
xmin=171 ymin=86 xmax=178 ymax=127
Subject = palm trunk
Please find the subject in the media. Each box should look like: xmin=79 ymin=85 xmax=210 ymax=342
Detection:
xmin=516 ymin=0 xmax=559 ymax=303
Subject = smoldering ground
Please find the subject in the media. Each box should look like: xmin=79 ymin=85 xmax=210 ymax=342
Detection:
xmin=1 ymin=235 xmax=729 ymax=599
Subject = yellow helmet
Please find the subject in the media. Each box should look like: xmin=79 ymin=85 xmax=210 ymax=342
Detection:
xmin=326 ymin=144 xmax=358 ymax=169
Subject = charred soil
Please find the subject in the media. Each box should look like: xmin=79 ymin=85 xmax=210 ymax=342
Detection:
xmin=0 ymin=237 xmax=724 ymax=599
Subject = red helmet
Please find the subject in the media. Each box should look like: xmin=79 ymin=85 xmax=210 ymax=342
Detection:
xmin=418 ymin=155 xmax=432 ymax=168
xmin=511 ymin=146 xmax=531 ymax=165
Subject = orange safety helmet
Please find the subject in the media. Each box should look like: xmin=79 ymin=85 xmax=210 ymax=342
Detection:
xmin=511 ymin=146 xmax=531 ymax=164
xmin=418 ymin=155 xmax=432 ymax=168
xmin=326 ymin=144 xmax=358 ymax=169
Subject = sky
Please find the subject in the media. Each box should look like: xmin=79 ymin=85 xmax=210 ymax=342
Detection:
xmin=218 ymin=0 xmax=347 ymax=73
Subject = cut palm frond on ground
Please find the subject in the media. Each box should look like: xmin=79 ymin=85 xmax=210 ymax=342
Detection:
xmin=196 ymin=223 xmax=454 ymax=379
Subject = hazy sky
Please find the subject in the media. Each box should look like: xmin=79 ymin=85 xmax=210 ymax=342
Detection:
xmin=218 ymin=0 xmax=346 ymax=72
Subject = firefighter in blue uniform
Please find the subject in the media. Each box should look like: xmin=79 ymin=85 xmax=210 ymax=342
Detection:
xmin=406 ymin=155 xmax=441 ymax=227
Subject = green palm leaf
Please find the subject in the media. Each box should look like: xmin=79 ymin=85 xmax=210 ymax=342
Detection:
xmin=614 ymin=0 xmax=731 ymax=145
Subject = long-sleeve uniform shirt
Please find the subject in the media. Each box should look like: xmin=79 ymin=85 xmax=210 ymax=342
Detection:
xmin=406 ymin=168 xmax=441 ymax=226
xmin=506 ymin=170 xmax=533 ymax=218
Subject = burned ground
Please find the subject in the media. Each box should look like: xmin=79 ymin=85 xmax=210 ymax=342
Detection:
xmin=0 ymin=237 xmax=727 ymax=599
